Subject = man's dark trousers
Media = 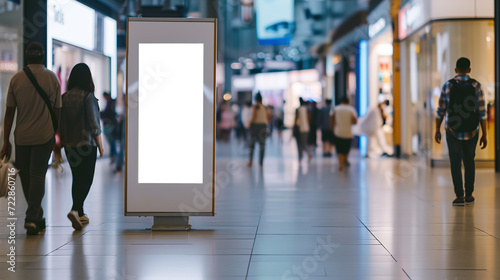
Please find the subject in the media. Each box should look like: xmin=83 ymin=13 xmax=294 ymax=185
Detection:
xmin=15 ymin=137 xmax=55 ymax=224
xmin=446 ymin=133 xmax=478 ymax=197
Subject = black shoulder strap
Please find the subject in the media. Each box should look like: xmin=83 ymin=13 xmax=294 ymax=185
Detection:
xmin=23 ymin=67 xmax=58 ymax=131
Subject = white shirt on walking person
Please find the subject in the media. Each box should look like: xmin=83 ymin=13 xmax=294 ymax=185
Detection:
xmin=333 ymin=104 xmax=357 ymax=139
xmin=241 ymin=105 xmax=253 ymax=129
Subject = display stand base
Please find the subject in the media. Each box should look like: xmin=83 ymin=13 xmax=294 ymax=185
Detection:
xmin=152 ymin=216 xmax=191 ymax=231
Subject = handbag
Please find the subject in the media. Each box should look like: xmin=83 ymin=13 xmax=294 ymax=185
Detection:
xmin=0 ymin=157 xmax=17 ymax=198
xmin=23 ymin=67 xmax=58 ymax=131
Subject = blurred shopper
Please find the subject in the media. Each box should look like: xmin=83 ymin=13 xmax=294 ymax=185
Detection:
xmin=240 ymin=101 xmax=253 ymax=141
xmin=114 ymin=92 xmax=126 ymax=173
xmin=232 ymin=103 xmax=243 ymax=140
xmin=295 ymin=97 xmax=312 ymax=162
xmin=1 ymin=42 xmax=61 ymax=235
xmin=101 ymin=91 xmax=117 ymax=163
xmin=60 ymin=63 xmax=104 ymax=230
xmin=274 ymin=101 xmax=285 ymax=143
xmin=332 ymin=97 xmax=357 ymax=171
xmin=359 ymin=101 xmax=392 ymax=157
xmin=319 ymin=99 xmax=334 ymax=157
xmin=435 ymin=57 xmax=487 ymax=206
xmin=219 ymin=101 xmax=234 ymax=142
xmin=308 ymin=101 xmax=319 ymax=152
xmin=248 ymin=93 xmax=270 ymax=167
xmin=267 ymin=105 xmax=274 ymax=139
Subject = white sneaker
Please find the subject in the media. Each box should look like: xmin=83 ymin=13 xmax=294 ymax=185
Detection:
xmin=79 ymin=214 xmax=89 ymax=224
xmin=67 ymin=211 xmax=82 ymax=230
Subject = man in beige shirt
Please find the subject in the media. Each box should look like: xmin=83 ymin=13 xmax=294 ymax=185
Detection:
xmin=331 ymin=97 xmax=357 ymax=171
xmin=1 ymin=42 xmax=62 ymax=235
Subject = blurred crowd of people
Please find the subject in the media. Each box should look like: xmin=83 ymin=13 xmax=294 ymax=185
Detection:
xmin=100 ymin=92 xmax=126 ymax=173
xmin=216 ymin=93 xmax=393 ymax=169
xmin=216 ymin=97 xmax=284 ymax=144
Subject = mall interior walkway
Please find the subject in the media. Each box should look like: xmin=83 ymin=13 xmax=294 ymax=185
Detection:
xmin=1 ymin=131 xmax=500 ymax=280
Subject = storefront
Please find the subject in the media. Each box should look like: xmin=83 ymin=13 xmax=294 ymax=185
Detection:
xmin=326 ymin=23 xmax=369 ymax=155
xmin=332 ymin=54 xmax=357 ymax=106
xmin=286 ymin=69 xmax=322 ymax=128
xmin=47 ymin=0 xmax=117 ymax=108
xmin=231 ymin=75 xmax=255 ymax=106
xmin=251 ymin=70 xmax=322 ymax=128
xmin=399 ymin=0 xmax=495 ymax=166
xmin=367 ymin=0 xmax=394 ymax=156
xmin=254 ymin=71 xmax=289 ymax=124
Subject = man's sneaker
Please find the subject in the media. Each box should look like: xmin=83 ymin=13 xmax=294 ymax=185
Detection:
xmin=465 ymin=195 xmax=475 ymax=205
xmin=24 ymin=222 xmax=40 ymax=235
xmin=67 ymin=211 xmax=83 ymax=230
xmin=79 ymin=214 xmax=89 ymax=224
xmin=452 ymin=197 xmax=465 ymax=206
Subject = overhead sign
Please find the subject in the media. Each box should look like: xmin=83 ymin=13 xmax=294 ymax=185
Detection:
xmin=47 ymin=0 xmax=95 ymax=51
xmin=369 ymin=18 xmax=387 ymax=38
xmin=256 ymin=0 xmax=294 ymax=45
xmin=398 ymin=0 xmax=423 ymax=40
xmin=126 ymin=18 xmax=216 ymax=216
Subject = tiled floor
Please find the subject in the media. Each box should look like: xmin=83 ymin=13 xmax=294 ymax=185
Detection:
xmin=1 ymin=131 xmax=500 ymax=280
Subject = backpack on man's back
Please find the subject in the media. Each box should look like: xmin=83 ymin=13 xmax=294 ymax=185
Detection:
xmin=447 ymin=79 xmax=480 ymax=133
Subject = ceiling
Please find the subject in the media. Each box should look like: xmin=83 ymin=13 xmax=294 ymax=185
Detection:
xmin=95 ymin=0 xmax=372 ymax=65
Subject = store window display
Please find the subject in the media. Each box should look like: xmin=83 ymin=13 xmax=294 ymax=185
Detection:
xmin=367 ymin=28 xmax=394 ymax=156
xmin=402 ymin=20 xmax=495 ymax=164
xmin=430 ymin=20 xmax=495 ymax=163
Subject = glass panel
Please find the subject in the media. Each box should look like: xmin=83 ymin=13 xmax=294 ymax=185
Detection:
xmin=430 ymin=20 xmax=495 ymax=161
xmin=0 ymin=2 xmax=22 ymax=147
xmin=403 ymin=27 xmax=430 ymax=158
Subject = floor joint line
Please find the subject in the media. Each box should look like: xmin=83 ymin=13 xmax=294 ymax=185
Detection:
xmin=356 ymin=216 xmax=398 ymax=263
xmin=245 ymin=208 xmax=263 ymax=280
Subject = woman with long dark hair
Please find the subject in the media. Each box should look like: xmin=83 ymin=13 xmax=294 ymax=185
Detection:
xmin=59 ymin=63 xmax=103 ymax=230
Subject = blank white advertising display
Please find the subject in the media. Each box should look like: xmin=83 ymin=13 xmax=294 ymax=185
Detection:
xmin=126 ymin=18 xmax=216 ymax=216
xmin=138 ymin=43 xmax=203 ymax=184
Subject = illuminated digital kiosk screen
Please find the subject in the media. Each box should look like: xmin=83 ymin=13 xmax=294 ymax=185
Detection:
xmin=138 ymin=43 xmax=204 ymax=184
xmin=126 ymin=19 xmax=215 ymax=216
